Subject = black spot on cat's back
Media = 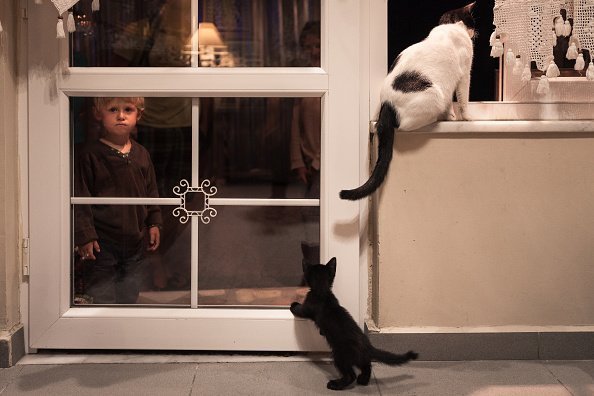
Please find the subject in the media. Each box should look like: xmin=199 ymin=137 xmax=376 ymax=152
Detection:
xmin=392 ymin=71 xmax=432 ymax=93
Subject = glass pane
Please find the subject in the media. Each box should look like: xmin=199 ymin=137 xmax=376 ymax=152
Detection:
xmin=198 ymin=206 xmax=317 ymax=306
xmin=69 ymin=0 xmax=321 ymax=68
xmin=71 ymin=97 xmax=192 ymax=199
xmin=71 ymin=204 xmax=191 ymax=306
xmin=496 ymin=5 xmax=594 ymax=103
xmin=388 ymin=1 xmax=499 ymax=102
xmin=198 ymin=0 xmax=320 ymax=67
xmin=70 ymin=95 xmax=322 ymax=307
xmin=137 ymin=97 xmax=193 ymax=198
xmin=71 ymin=96 xmax=191 ymax=306
xmin=196 ymin=95 xmax=321 ymax=306
xmin=70 ymin=1 xmax=192 ymax=67
xmin=199 ymin=97 xmax=321 ymax=199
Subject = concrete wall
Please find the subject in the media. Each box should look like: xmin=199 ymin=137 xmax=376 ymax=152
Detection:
xmin=375 ymin=129 xmax=594 ymax=329
xmin=0 ymin=0 xmax=24 ymax=367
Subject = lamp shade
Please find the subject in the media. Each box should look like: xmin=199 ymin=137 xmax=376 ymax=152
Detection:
xmin=189 ymin=22 xmax=224 ymax=47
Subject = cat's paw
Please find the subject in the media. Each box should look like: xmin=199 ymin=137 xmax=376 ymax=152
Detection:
xmin=289 ymin=302 xmax=301 ymax=316
xmin=327 ymin=380 xmax=346 ymax=391
xmin=458 ymin=107 xmax=470 ymax=121
xmin=447 ymin=110 xmax=457 ymax=121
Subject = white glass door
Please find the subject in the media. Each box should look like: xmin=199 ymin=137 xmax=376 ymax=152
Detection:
xmin=28 ymin=0 xmax=364 ymax=350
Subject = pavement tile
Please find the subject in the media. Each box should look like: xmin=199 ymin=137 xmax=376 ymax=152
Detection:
xmin=544 ymin=360 xmax=594 ymax=396
xmin=373 ymin=361 xmax=572 ymax=396
xmin=2 ymin=364 xmax=196 ymax=396
xmin=0 ymin=366 xmax=22 ymax=394
xmin=191 ymin=361 xmax=381 ymax=395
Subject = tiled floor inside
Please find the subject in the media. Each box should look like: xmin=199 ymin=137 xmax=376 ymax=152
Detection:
xmin=1 ymin=354 xmax=593 ymax=395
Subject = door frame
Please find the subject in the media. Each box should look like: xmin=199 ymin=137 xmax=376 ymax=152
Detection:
xmin=25 ymin=0 xmax=375 ymax=351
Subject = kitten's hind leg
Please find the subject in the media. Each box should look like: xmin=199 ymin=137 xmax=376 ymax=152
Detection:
xmin=357 ymin=363 xmax=372 ymax=385
xmin=327 ymin=362 xmax=356 ymax=390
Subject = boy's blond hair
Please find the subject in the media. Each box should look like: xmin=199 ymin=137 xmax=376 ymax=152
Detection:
xmin=93 ymin=97 xmax=145 ymax=111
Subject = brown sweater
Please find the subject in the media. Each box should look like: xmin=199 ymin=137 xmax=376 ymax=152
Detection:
xmin=74 ymin=139 xmax=162 ymax=248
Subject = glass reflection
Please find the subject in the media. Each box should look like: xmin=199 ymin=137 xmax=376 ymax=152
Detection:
xmin=71 ymin=204 xmax=191 ymax=306
xmin=70 ymin=94 xmax=321 ymax=307
xmin=70 ymin=97 xmax=191 ymax=199
xmin=70 ymin=97 xmax=191 ymax=306
xmin=71 ymin=0 xmax=191 ymax=67
xmin=70 ymin=0 xmax=320 ymax=68
xmin=198 ymin=206 xmax=317 ymax=306
xmin=199 ymin=97 xmax=321 ymax=199
xmin=136 ymin=97 xmax=193 ymax=198
xmin=197 ymin=0 xmax=320 ymax=67
xmin=197 ymin=96 xmax=320 ymax=306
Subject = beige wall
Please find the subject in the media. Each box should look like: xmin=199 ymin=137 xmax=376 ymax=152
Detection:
xmin=0 ymin=0 xmax=21 ymax=335
xmin=375 ymin=131 xmax=594 ymax=328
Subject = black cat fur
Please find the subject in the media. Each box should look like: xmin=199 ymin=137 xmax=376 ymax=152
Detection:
xmin=290 ymin=257 xmax=418 ymax=390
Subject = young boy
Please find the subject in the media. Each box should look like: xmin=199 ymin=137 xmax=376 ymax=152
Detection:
xmin=74 ymin=97 xmax=162 ymax=304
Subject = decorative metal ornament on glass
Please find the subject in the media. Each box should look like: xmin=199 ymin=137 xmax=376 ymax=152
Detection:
xmin=173 ymin=179 xmax=218 ymax=224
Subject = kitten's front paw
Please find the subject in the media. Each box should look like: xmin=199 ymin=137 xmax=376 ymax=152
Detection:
xmin=290 ymin=302 xmax=301 ymax=316
xmin=447 ymin=110 xmax=457 ymax=121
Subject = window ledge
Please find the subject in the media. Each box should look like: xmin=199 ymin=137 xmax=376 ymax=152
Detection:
xmin=401 ymin=120 xmax=594 ymax=135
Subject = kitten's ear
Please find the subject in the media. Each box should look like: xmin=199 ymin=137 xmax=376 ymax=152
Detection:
xmin=302 ymin=259 xmax=309 ymax=275
xmin=326 ymin=257 xmax=337 ymax=280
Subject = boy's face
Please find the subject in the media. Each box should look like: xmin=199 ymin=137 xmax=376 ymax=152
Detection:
xmin=94 ymin=99 xmax=141 ymax=138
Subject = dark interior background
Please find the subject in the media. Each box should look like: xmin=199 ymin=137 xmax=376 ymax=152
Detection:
xmin=388 ymin=0 xmax=498 ymax=101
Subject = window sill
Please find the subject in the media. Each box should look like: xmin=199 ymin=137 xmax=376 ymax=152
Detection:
xmin=402 ymin=120 xmax=594 ymax=135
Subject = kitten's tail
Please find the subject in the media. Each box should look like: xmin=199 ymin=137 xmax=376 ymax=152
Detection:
xmin=370 ymin=348 xmax=418 ymax=366
xmin=339 ymin=102 xmax=399 ymax=200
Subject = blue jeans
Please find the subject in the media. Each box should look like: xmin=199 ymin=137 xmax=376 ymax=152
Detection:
xmin=84 ymin=239 xmax=146 ymax=304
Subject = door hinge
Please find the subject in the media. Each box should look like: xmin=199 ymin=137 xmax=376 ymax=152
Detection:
xmin=22 ymin=238 xmax=30 ymax=276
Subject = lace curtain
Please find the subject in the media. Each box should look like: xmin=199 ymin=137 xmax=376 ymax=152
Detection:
xmin=492 ymin=0 xmax=594 ymax=82
xmin=51 ymin=0 xmax=81 ymax=14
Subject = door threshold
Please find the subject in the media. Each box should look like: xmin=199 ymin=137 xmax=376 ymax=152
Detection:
xmin=17 ymin=350 xmax=331 ymax=365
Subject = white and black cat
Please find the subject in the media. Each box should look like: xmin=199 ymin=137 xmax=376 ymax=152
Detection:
xmin=290 ymin=257 xmax=418 ymax=391
xmin=340 ymin=3 xmax=476 ymax=201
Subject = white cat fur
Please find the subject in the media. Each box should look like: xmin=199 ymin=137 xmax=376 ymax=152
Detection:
xmin=381 ymin=21 xmax=474 ymax=131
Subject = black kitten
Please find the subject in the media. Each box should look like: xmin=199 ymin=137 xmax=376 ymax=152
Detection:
xmin=290 ymin=257 xmax=418 ymax=391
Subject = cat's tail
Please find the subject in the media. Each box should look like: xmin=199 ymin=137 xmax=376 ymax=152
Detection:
xmin=370 ymin=348 xmax=418 ymax=366
xmin=339 ymin=102 xmax=399 ymax=200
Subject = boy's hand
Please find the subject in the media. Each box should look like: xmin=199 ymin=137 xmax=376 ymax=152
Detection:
xmin=78 ymin=240 xmax=100 ymax=260
xmin=147 ymin=226 xmax=160 ymax=251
